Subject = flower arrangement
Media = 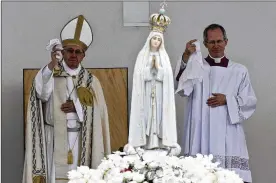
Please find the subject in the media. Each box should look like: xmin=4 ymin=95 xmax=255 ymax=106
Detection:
xmin=67 ymin=149 xmax=243 ymax=183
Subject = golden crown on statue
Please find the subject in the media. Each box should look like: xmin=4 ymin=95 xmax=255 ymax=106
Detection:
xmin=150 ymin=3 xmax=171 ymax=33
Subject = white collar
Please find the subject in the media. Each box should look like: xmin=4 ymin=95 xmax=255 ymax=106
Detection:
xmin=209 ymin=54 xmax=225 ymax=63
xmin=62 ymin=61 xmax=81 ymax=76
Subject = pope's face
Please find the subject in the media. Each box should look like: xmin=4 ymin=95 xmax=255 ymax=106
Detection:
xmin=62 ymin=45 xmax=85 ymax=69
xmin=150 ymin=36 xmax=162 ymax=51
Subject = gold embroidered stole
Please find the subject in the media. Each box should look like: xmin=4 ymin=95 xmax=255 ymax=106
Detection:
xmin=52 ymin=76 xmax=69 ymax=179
xmin=52 ymin=63 xmax=95 ymax=179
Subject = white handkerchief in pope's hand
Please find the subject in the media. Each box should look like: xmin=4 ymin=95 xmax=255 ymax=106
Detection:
xmin=46 ymin=38 xmax=63 ymax=61
xmin=46 ymin=38 xmax=63 ymax=51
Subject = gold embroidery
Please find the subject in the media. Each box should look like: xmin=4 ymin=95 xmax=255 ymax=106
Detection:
xmin=67 ymin=149 xmax=73 ymax=164
xmin=77 ymin=87 xmax=96 ymax=106
xmin=33 ymin=175 xmax=46 ymax=183
xmin=74 ymin=15 xmax=84 ymax=40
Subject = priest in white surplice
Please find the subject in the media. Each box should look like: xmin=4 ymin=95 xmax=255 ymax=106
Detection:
xmin=23 ymin=15 xmax=111 ymax=183
xmin=128 ymin=9 xmax=178 ymax=151
xmin=175 ymin=24 xmax=257 ymax=183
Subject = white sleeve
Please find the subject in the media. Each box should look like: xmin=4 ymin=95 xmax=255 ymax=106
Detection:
xmin=155 ymin=67 xmax=164 ymax=82
xmin=226 ymin=70 xmax=257 ymax=124
xmin=144 ymin=66 xmax=154 ymax=81
xmin=35 ymin=65 xmax=54 ymax=102
xmin=174 ymin=56 xmax=187 ymax=80
xmin=72 ymin=98 xmax=84 ymax=122
xmin=174 ymin=56 xmax=193 ymax=96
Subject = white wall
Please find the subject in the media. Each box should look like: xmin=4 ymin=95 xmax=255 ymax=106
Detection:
xmin=2 ymin=1 xmax=276 ymax=183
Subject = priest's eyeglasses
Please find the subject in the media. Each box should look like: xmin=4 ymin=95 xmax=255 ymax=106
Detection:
xmin=64 ymin=48 xmax=84 ymax=56
xmin=206 ymin=39 xmax=225 ymax=45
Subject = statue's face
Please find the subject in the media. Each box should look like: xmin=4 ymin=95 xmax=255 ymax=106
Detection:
xmin=150 ymin=35 xmax=162 ymax=50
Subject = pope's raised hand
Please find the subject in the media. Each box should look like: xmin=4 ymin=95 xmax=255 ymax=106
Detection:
xmin=48 ymin=45 xmax=62 ymax=71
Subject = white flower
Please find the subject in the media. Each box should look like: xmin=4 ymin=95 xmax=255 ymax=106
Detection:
xmin=67 ymin=152 xmax=243 ymax=183
xmin=119 ymin=161 xmax=130 ymax=170
xmin=162 ymin=176 xmax=178 ymax=183
xmin=164 ymin=156 xmax=180 ymax=167
xmin=132 ymin=172 xmax=145 ymax=182
xmin=107 ymin=154 xmax=123 ymax=165
xmin=162 ymin=168 xmax=174 ymax=178
xmin=68 ymin=181 xmax=79 ymax=183
xmin=148 ymin=161 xmax=159 ymax=169
xmin=109 ymin=174 xmax=124 ymax=183
xmin=134 ymin=160 xmax=146 ymax=170
xmin=98 ymin=162 xmax=113 ymax=171
xmin=203 ymin=172 xmax=217 ymax=182
xmin=77 ymin=166 xmax=90 ymax=175
xmin=68 ymin=170 xmax=83 ymax=180
xmin=123 ymin=171 xmax=133 ymax=180
xmin=145 ymin=170 xmax=155 ymax=180
xmin=173 ymin=168 xmax=182 ymax=177
xmin=104 ymin=167 xmax=121 ymax=181
xmin=215 ymin=169 xmax=243 ymax=183
xmin=87 ymin=180 xmax=106 ymax=183
xmin=182 ymin=177 xmax=193 ymax=183
xmin=124 ymin=155 xmax=140 ymax=166
xmin=71 ymin=178 xmax=87 ymax=183
xmin=156 ymin=169 xmax=163 ymax=178
xmin=153 ymin=178 xmax=163 ymax=183
xmin=124 ymin=144 xmax=137 ymax=155
xmin=85 ymin=169 xmax=104 ymax=182
xmin=135 ymin=147 xmax=145 ymax=156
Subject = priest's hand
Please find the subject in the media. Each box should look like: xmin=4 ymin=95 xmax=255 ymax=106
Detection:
xmin=182 ymin=39 xmax=197 ymax=63
xmin=61 ymin=100 xmax=76 ymax=113
xmin=207 ymin=93 xmax=227 ymax=107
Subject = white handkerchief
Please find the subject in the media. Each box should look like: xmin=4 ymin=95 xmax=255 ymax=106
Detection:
xmin=46 ymin=38 xmax=63 ymax=61
xmin=176 ymin=40 xmax=204 ymax=95
xmin=46 ymin=38 xmax=63 ymax=51
xmin=184 ymin=40 xmax=203 ymax=79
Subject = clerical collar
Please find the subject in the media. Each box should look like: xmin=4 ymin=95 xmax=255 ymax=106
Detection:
xmin=62 ymin=61 xmax=81 ymax=76
xmin=205 ymin=55 xmax=229 ymax=67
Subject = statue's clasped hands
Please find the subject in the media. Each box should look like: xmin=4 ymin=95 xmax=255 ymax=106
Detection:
xmin=151 ymin=55 xmax=159 ymax=69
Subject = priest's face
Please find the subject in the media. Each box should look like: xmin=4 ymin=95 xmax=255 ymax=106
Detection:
xmin=62 ymin=45 xmax=85 ymax=69
xmin=150 ymin=36 xmax=162 ymax=51
xmin=204 ymin=28 xmax=228 ymax=58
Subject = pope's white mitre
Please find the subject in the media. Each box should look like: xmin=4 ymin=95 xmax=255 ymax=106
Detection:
xmin=60 ymin=15 xmax=93 ymax=51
